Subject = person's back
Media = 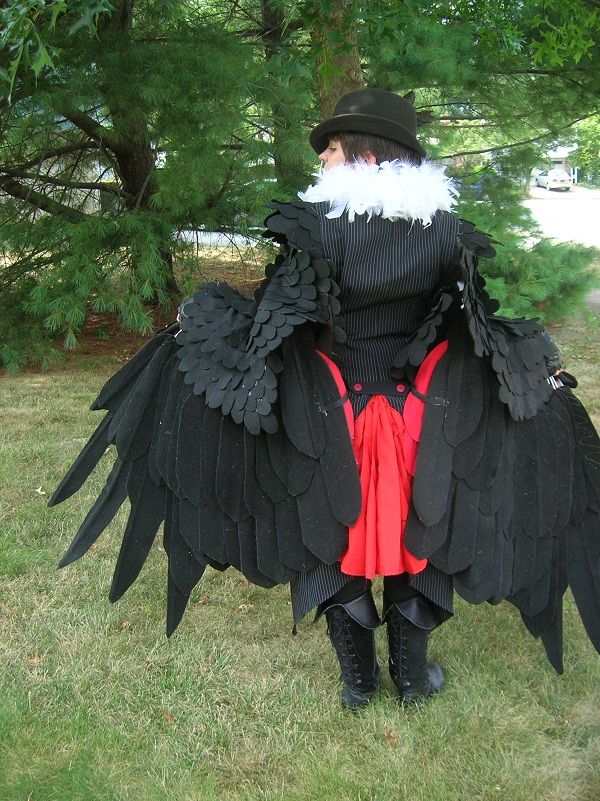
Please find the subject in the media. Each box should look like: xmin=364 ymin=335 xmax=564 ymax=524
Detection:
xmin=300 ymin=159 xmax=459 ymax=402
xmin=319 ymin=205 xmax=458 ymax=386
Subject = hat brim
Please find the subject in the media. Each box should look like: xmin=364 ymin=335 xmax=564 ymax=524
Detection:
xmin=309 ymin=113 xmax=427 ymax=159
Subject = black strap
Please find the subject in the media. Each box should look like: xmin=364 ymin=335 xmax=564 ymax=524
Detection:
xmin=349 ymin=380 xmax=410 ymax=396
xmin=407 ymin=382 xmax=449 ymax=407
xmin=348 ymin=378 xmax=447 ymax=407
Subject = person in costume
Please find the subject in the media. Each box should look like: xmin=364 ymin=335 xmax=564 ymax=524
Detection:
xmin=290 ymin=89 xmax=565 ymax=708
xmin=49 ymin=89 xmax=600 ymax=712
xmin=291 ymin=90 xmax=463 ymax=709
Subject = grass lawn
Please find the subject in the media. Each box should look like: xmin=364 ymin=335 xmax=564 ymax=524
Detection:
xmin=1 ymin=293 xmax=599 ymax=801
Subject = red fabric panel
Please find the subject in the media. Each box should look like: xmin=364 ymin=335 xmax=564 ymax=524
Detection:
xmin=402 ymin=340 xmax=448 ymax=475
xmin=314 ymin=341 xmax=449 ymax=580
xmin=340 ymin=397 xmax=426 ymax=577
xmin=342 ymin=340 xmax=449 ymax=579
xmin=402 ymin=340 xmax=449 ymax=444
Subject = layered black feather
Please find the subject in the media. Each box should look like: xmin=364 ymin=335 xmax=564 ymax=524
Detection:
xmin=458 ymin=242 xmax=556 ymax=421
xmin=176 ymin=208 xmax=339 ymax=435
xmin=51 ymin=201 xmax=360 ymax=633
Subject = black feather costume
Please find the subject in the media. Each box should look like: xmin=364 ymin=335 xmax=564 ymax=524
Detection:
xmin=50 ymin=175 xmax=600 ymax=674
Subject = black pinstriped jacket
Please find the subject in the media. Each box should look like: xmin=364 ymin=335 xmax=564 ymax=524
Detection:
xmin=312 ymin=204 xmax=461 ymax=413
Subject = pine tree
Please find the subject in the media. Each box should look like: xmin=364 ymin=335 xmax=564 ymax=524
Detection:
xmin=0 ymin=1 xmax=266 ymax=370
xmin=1 ymin=0 xmax=599 ymax=370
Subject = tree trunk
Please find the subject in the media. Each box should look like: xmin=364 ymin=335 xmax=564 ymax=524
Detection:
xmin=309 ymin=0 xmax=365 ymax=117
xmin=261 ymin=0 xmax=309 ymax=194
xmin=98 ymin=0 xmax=179 ymax=296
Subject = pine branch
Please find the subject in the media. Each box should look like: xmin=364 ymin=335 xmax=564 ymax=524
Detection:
xmin=225 ymin=2 xmax=262 ymax=28
xmin=0 ymin=168 xmax=125 ymax=196
xmin=488 ymin=69 xmax=593 ymax=94
xmin=237 ymin=19 xmax=304 ymax=40
xmin=59 ymin=106 xmax=122 ymax=153
xmin=53 ymin=123 xmax=124 ymax=187
xmin=0 ymin=177 xmax=89 ymax=222
xmin=6 ymin=143 xmax=99 ymax=172
xmin=441 ymin=114 xmax=596 ymax=159
xmin=438 ymin=115 xmax=487 ymax=121
xmin=131 ymin=167 xmax=155 ymax=213
xmin=0 ymin=252 xmax=58 ymax=291
xmin=418 ymin=102 xmax=473 ymax=109
xmin=204 ymin=162 xmax=236 ymax=211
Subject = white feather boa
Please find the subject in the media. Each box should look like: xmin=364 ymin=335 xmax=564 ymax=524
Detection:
xmin=298 ymin=160 xmax=458 ymax=226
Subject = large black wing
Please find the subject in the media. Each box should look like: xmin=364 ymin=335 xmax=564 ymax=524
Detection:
xmin=50 ymin=201 xmax=360 ymax=635
xmin=404 ymin=315 xmax=600 ymax=672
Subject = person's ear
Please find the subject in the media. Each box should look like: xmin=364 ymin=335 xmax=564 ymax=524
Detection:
xmin=365 ymin=152 xmax=377 ymax=165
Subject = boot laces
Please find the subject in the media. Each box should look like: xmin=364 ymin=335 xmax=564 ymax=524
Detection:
xmin=328 ymin=613 xmax=364 ymax=688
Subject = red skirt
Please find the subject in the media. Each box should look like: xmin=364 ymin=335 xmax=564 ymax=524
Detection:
xmin=319 ymin=342 xmax=448 ymax=579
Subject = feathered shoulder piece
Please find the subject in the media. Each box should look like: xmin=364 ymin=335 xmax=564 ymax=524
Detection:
xmin=298 ymin=160 xmax=458 ymax=226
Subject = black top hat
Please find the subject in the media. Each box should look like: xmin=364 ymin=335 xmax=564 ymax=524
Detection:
xmin=309 ymin=88 xmax=427 ymax=159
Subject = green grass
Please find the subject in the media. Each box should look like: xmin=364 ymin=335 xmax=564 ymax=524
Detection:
xmin=1 ymin=316 xmax=599 ymax=801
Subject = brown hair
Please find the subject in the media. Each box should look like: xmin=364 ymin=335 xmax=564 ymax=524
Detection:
xmin=335 ymin=132 xmax=422 ymax=166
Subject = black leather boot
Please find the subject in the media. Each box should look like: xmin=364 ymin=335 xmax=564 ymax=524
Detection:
xmin=384 ymin=595 xmax=444 ymax=704
xmin=322 ymin=591 xmax=381 ymax=710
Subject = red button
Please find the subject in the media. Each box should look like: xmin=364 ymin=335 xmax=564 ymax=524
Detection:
xmin=396 ymin=384 xmax=406 ymax=392
xmin=353 ymin=383 xmax=363 ymax=391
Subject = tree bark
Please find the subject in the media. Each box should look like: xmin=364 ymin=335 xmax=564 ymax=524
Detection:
xmin=96 ymin=0 xmax=179 ymax=295
xmin=309 ymin=0 xmax=365 ymax=117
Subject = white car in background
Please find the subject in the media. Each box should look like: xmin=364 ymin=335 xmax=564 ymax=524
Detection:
xmin=534 ymin=168 xmax=572 ymax=191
